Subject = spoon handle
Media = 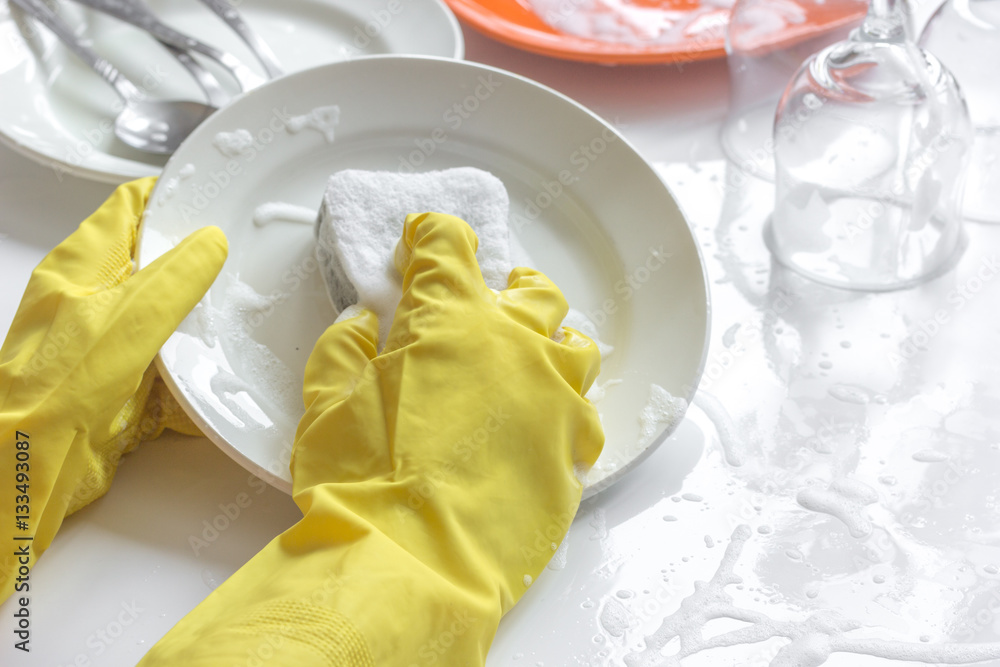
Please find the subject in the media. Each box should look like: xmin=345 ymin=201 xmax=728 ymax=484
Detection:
xmin=197 ymin=0 xmax=283 ymax=79
xmin=10 ymin=0 xmax=141 ymax=102
xmin=69 ymin=0 xmax=265 ymax=91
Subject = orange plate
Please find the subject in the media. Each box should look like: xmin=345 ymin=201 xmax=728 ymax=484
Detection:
xmin=445 ymin=0 xmax=864 ymax=65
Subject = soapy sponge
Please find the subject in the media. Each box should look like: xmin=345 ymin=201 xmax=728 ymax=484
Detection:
xmin=316 ymin=168 xmax=512 ymax=344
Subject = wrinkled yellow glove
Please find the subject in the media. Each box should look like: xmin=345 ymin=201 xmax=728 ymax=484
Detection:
xmin=139 ymin=212 xmax=604 ymax=666
xmin=0 ymin=178 xmax=227 ymax=603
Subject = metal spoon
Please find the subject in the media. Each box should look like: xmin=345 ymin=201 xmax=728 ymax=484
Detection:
xmin=11 ymin=0 xmax=216 ymax=154
xmin=69 ymin=0 xmax=265 ymax=92
xmin=197 ymin=0 xmax=283 ymax=79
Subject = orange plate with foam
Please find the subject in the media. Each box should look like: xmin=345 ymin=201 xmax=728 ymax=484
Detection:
xmin=445 ymin=0 xmax=864 ymax=65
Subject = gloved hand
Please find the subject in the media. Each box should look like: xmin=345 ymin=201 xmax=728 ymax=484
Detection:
xmin=0 ymin=178 xmax=227 ymax=603
xmin=139 ymin=212 xmax=604 ymax=666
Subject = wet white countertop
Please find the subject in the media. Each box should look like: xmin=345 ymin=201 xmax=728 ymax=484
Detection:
xmin=5 ymin=17 xmax=1000 ymax=667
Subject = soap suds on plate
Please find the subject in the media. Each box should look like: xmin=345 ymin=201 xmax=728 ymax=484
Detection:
xmin=212 ymin=129 xmax=255 ymax=158
xmin=563 ymin=308 xmax=614 ymax=361
xmin=525 ymin=0 xmax=734 ymax=47
xmin=286 ymin=105 xmax=340 ymax=143
xmin=639 ymin=384 xmax=688 ymax=447
xmin=213 ymin=277 xmax=302 ymax=419
xmin=253 ymin=202 xmax=317 ymax=227
xmin=586 ymin=378 xmax=622 ymax=404
xmin=156 ymin=177 xmax=180 ymax=206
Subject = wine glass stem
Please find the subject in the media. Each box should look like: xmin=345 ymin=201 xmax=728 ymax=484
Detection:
xmin=860 ymin=0 xmax=907 ymax=42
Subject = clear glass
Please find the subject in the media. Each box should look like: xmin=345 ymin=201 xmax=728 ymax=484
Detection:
xmin=768 ymin=0 xmax=974 ymax=291
xmin=721 ymin=0 xmax=868 ymax=181
xmin=920 ymin=0 xmax=1000 ymax=223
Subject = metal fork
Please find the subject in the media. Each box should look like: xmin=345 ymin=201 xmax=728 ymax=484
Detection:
xmin=197 ymin=0 xmax=282 ymax=79
xmin=163 ymin=43 xmax=231 ymax=108
xmin=68 ymin=0 xmax=265 ymax=92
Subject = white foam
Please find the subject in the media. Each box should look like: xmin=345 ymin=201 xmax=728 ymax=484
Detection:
xmin=548 ymin=537 xmax=569 ymax=571
xmin=586 ymin=378 xmax=622 ymax=404
xmin=216 ymin=277 xmax=302 ymax=419
xmin=828 ymin=384 xmax=871 ymax=405
xmin=796 ymin=478 xmax=879 ymax=539
xmin=286 ymin=105 xmax=340 ymax=143
xmin=693 ymin=391 xmax=746 ymax=466
xmin=525 ymin=0 xmax=734 ymax=47
xmin=212 ymin=129 xmax=254 ymax=157
xmin=912 ymin=450 xmax=949 ymax=463
xmin=639 ymin=384 xmax=688 ymax=447
xmin=562 ymin=309 xmax=615 ymax=361
xmin=156 ymin=177 xmax=179 ymax=206
xmin=600 ymin=597 xmax=631 ymax=638
xmin=589 ymin=507 xmax=609 ymax=542
xmin=622 ymin=525 xmax=1000 ymax=666
xmin=252 ymin=202 xmax=317 ymax=227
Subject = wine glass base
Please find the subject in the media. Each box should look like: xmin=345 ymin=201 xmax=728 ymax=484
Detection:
xmin=763 ymin=217 xmax=969 ymax=292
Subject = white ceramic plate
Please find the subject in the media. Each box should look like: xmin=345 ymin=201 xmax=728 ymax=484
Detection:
xmin=0 ymin=0 xmax=462 ymax=183
xmin=137 ymin=55 xmax=710 ymax=497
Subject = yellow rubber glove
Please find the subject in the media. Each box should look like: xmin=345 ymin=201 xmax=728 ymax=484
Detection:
xmin=0 ymin=178 xmax=228 ymax=604
xmin=139 ymin=212 xmax=604 ymax=666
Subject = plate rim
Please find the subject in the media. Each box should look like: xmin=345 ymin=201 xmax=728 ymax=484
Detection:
xmin=444 ymin=0 xmax=726 ymax=65
xmin=143 ymin=53 xmax=713 ymax=497
xmin=0 ymin=0 xmax=466 ymax=184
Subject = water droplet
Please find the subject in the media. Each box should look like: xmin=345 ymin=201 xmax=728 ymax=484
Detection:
xmin=662 ymin=515 xmax=678 ymax=522
xmin=829 ymin=384 xmax=871 ymax=404
xmin=201 ymin=568 xmax=219 ymax=590
xmin=757 ymin=525 xmax=772 ymax=535
xmin=912 ymin=450 xmax=949 ymax=463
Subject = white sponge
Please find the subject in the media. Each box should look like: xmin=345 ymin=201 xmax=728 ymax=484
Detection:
xmin=316 ymin=168 xmax=512 ymax=344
